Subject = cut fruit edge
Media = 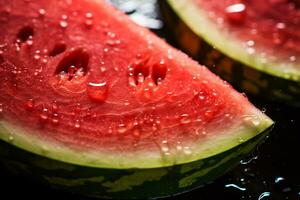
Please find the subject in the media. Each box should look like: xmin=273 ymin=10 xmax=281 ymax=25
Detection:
xmin=167 ymin=0 xmax=300 ymax=82
xmin=0 ymin=109 xmax=273 ymax=169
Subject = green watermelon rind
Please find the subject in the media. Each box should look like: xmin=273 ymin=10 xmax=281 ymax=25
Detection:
xmin=0 ymin=125 xmax=273 ymax=199
xmin=166 ymin=0 xmax=300 ymax=82
xmin=0 ymin=109 xmax=273 ymax=169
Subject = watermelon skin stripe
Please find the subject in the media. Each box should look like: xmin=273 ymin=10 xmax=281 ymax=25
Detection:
xmin=0 ymin=126 xmax=272 ymax=199
xmin=160 ymin=1 xmax=300 ymax=107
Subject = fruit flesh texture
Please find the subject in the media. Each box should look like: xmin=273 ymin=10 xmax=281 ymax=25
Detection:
xmin=196 ymin=0 xmax=299 ymax=63
xmin=0 ymin=0 xmax=272 ymax=168
xmin=168 ymin=0 xmax=299 ymax=81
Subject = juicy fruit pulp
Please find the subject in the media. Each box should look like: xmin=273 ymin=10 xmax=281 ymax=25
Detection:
xmin=0 ymin=0 xmax=273 ymax=169
xmin=0 ymin=0 xmax=273 ymax=198
xmin=163 ymin=0 xmax=300 ymax=105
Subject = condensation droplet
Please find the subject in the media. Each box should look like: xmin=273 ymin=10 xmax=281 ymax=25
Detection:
xmin=85 ymin=12 xmax=93 ymax=19
xmin=289 ymin=56 xmax=296 ymax=62
xmin=26 ymin=99 xmax=35 ymax=110
xmin=74 ymin=120 xmax=81 ymax=129
xmin=225 ymin=3 xmax=247 ymax=24
xmin=40 ymin=108 xmax=48 ymax=120
xmin=275 ymin=22 xmax=286 ymax=29
xmin=117 ymin=124 xmax=127 ymax=134
xmin=8 ymin=135 xmax=14 ymax=142
xmin=183 ymin=146 xmax=192 ymax=155
xmin=258 ymin=192 xmax=271 ymax=200
xmin=225 ymin=183 xmax=246 ymax=191
xmin=180 ymin=114 xmax=191 ymax=124
xmin=60 ymin=20 xmax=68 ymax=28
xmin=38 ymin=8 xmax=46 ymax=17
xmin=52 ymin=113 xmax=59 ymax=124
xmin=87 ymin=81 xmax=108 ymax=103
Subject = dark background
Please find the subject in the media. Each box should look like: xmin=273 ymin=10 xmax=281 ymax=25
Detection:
xmin=0 ymin=1 xmax=299 ymax=199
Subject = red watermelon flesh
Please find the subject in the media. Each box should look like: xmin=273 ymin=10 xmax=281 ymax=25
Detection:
xmin=0 ymin=0 xmax=273 ymax=168
xmin=195 ymin=0 xmax=299 ymax=62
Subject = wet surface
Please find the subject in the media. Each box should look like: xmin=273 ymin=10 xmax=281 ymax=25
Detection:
xmin=0 ymin=0 xmax=299 ymax=200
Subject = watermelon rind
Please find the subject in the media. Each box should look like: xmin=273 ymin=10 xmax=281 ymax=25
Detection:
xmin=0 ymin=125 xmax=273 ymax=199
xmin=162 ymin=0 xmax=300 ymax=106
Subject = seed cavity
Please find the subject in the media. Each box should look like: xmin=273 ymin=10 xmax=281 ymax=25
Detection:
xmin=16 ymin=26 xmax=34 ymax=43
xmin=55 ymin=48 xmax=89 ymax=81
xmin=49 ymin=42 xmax=67 ymax=57
xmin=129 ymin=58 xmax=168 ymax=86
xmin=152 ymin=62 xmax=167 ymax=85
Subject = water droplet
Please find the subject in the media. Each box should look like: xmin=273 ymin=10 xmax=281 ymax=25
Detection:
xmin=117 ymin=124 xmax=127 ymax=134
xmin=87 ymin=81 xmax=108 ymax=103
xmin=26 ymin=99 xmax=35 ymax=110
xmin=34 ymin=54 xmax=40 ymax=60
xmin=60 ymin=20 xmax=68 ymax=28
xmin=103 ymin=48 xmax=109 ymax=53
xmin=225 ymin=183 xmax=246 ymax=191
xmin=196 ymin=129 xmax=207 ymax=136
xmin=26 ymin=38 xmax=33 ymax=46
xmin=85 ymin=12 xmax=93 ymax=19
xmin=85 ymin=19 xmax=93 ymax=28
xmin=61 ymin=14 xmax=68 ymax=20
xmin=225 ymin=3 xmax=247 ymax=24
xmin=276 ymin=22 xmax=286 ymax=29
xmin=198 ymin=95 xmax=205 ymax=101
xmin=52 ymin=113 xmax=59 ymax=124
xmin=246 ymin=47 xmax=255 ymax=55
xmin=137 ymin=73 xmax=145 ymax=84
xmin=100 ymin=66 xmax=106 ymax=73
xmin=180 ymin=114 xmax=191 ymax=124
xmin=289 ymin=56 xmax=296 ymax=62
xmin=8 ymin=135 xmax=14 ymax=142
xmin=161 ymin=140 xmax=170 ymax=154
xmin=275 ymin=177 xmax=285 ymax=184
xmin=38 ymin=8 xmax=46 ymax=17
xmin=132 ymin=127 xmax=141 ymax=138
xmin=183 ymin=146 xmax=192 ymax=155
xmin=40 ymin=108 xmax=48 ymax=121
xmin=74 ymin=120 xmax=81 ymax=129
xmin=258 ymin=192 xmax=271 ymax=200
xmin=246 ymin=40 xmax=255 ymax=47
xmin=0 ymin=103 xmax=3 ymax=113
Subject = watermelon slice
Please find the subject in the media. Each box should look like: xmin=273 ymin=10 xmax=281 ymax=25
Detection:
xmin=0 ymin=0 xmax=273 ymax=199
xmin=161 ymin=0 xmax=300 ymax=106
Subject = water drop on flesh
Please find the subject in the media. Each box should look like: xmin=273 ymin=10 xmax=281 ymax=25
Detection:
xmin=87 ymin=82 xmax=108 ymax=103
xmin=38 ymin=8 xmax=46 ymax=17
xmin=74 ymin=120 xmax=81 ymax=129
xmin=0 ymin=103 xmax=3 ymax=113
xmin=289 ymin=56 xmax=296 ymax=62
xmin=117 ymin=124 xmax=127 ymax=134
xmin=52 ymin=113 xmax=59 ymax=124
xmin=183 ymin=146 xmax=192 ymax=155
xmin=26 ymin=99 xmax=35 ymax=110
xmin=85 ymin=20 xmax=93 ymax=28
xmin=276 ymin=22 xmax=286 ymax=29
xmin=40 ymin=108 xmax=48 ymax=121
xmin=161 ymin=140 xmax=170 ymax=154
xmin=60 ymin=20 xmax=68 ymax=28
xmin=85 ymin=12 xmax=93 ymax=19
xmin=225 ymin=3 xmax=247 ymax=24
xmin=132 ymin=128 xmax=140 ymax=138
xmin=180 ymin=114 xmax=191 ymax=124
